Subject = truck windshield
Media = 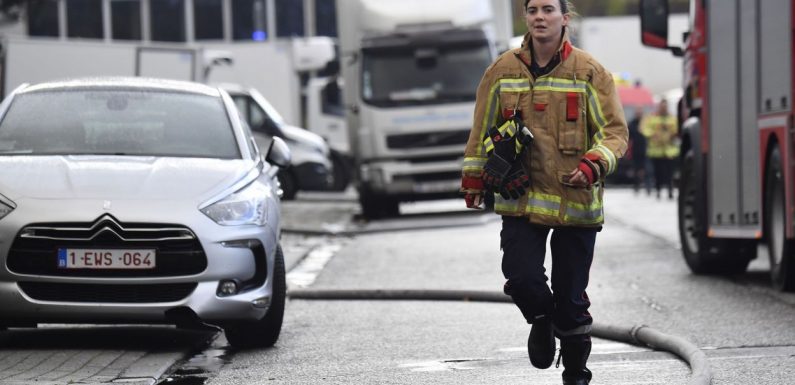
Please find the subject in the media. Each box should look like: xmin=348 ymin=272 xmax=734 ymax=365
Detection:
xmin=361 ymin=44 xmax=492 ymax=107
xmin=0 ymin=89 xmax=240 ymax=159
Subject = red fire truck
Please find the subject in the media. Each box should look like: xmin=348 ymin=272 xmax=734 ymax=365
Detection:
xmin=640 ymin=0 xmax=795 ymax=291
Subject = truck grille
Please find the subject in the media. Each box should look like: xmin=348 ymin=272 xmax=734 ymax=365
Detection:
xmin=386 ymin=129 xmax=470 ymax=149
xmin=18 ymin=282 xmax=197 ymax=303
xmin=394 ymin=171 xmax=462 ymax=183
xmin=7 ymin=214 xmax=207 ymax=277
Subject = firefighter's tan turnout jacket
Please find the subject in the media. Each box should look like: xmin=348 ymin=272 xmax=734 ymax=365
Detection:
xmin=461 ymin=34 xmax=628 ymax=227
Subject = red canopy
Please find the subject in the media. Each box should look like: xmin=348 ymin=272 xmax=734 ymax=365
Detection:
xmin=616 ymin=85 xmax=655 ymax=107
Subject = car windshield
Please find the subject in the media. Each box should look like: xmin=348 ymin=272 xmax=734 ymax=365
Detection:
xmin=0 ymin=89 xmax=240 ymax=158
xmin=361 ymin=43 xmax=492 ymax=107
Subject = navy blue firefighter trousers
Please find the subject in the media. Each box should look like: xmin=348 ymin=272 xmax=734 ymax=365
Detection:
xmin=500 ymin=216 xmax=598 ymax=336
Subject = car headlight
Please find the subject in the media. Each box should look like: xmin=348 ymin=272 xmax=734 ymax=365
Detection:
xmin=201 ymin=181 xmax=271 ymax=226
xmin=0 ymin=198 xmax=15 ymax=221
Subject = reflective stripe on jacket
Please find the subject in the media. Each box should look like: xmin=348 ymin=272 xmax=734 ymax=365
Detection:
xmin=461 ymin=33 xmax=628 ymax=227
xmin=641 ymin=114 xmax=679 ymax=159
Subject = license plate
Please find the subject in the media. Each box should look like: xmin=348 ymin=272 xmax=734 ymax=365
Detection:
xmin=57 ymin=248 xmax=156 ymax=269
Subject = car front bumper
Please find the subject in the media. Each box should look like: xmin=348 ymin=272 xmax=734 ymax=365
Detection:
xmin=0 ymin=197 xmax=281 ymax=325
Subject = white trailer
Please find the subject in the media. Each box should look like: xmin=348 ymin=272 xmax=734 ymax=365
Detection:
xmin=574 ymin=15 xmax=688 ymax=95
xmin=336 ymin=0 xmax=513 ymax=218
xmin=0 ymin=36 xmax=333 ymax=127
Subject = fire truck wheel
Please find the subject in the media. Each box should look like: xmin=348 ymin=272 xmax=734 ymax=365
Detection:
xmin=765 ymin=147 xmax=795 ymax=291
xmin=678 ymin=148 xmax=754 ymax=274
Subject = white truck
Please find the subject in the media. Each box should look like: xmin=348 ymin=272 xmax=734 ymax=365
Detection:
xmin=335 ymin=0 xmax=513 ymax=218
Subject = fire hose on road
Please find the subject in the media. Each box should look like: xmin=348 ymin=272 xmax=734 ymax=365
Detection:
xmin=288 ymin=288 xmax=712 ymax=385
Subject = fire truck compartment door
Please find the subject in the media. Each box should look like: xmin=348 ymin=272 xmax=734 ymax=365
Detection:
xmin=706 ymin=0 xmax=766 ymax=237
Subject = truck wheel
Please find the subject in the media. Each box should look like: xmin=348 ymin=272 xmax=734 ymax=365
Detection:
xmin=330 ymin=152 xmax=351 ymax=191
xmin=678 ymin=149 xmax=754 ymax=274
xmin=765 ymin=147 xmax=795 ymax=291
xmin=359 ymin=189 xmax=399 ymax=219
xmin=278 ymin=170 xmax=298 ymax=200
xmin=224 ymin=244 xmax=286 ymax=349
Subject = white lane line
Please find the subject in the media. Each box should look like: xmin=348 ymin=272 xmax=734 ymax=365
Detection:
xmin=286 ymin=244 xmax=341 ymax=288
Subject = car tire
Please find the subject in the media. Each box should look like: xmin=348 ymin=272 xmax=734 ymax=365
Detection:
xmin=678 ymin=148 xmax=754 ymax=274
xmin=224 ymin=244 xmax=286 ymax=349
xmin=278 ymin=171 xmax=298 ymax=200
xmin=765 ymin=147 xmax=795 ymax=291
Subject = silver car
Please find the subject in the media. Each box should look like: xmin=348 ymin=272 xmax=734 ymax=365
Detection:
xmin=0 ymin=78 xmax=290 ymax=349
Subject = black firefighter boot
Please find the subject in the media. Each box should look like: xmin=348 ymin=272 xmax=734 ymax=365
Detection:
xmin=527 ymin=315 xmax=556 ymax=369
xmin=560 ymin=334 xmax=592 ymax=385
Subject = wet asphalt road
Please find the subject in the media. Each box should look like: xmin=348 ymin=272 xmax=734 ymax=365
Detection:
xmin=206 ymin=189 xmax=795 ymax=384
xmin=0 ymin=188 xmax=794 ymax=384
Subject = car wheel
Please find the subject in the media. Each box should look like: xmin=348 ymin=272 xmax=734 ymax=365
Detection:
xmin=765 ymin=147 xmax=795 ymax=291
xmin=678 ymin=148 xmax=754 ymax=274
xmin=224 ymin=244 xmax=286 ymax=349
xmin=278 ymin=171 xmax=298 ymax=200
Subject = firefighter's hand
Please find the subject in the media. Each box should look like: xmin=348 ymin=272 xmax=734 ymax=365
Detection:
xmin=464 ymin=192 xmax=484 ymax=210
xmin=563 ymin=167 xmax=589 ymax=188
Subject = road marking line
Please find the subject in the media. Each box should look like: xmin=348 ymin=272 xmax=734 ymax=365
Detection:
xmin=286 ymin=244 xmax=341 ymax=288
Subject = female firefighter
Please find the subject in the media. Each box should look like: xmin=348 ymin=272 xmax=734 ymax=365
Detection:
xmin=460 ymin=1 xmax=628 ymax=384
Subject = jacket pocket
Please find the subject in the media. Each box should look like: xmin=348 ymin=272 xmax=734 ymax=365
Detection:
xmin=530 ymin=90 xmax=549 ymax=129
xmin=557 ymin=92 xmax=586 ymax=154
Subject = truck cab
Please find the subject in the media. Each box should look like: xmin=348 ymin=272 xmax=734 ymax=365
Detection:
xmin=337 ymin=0 xmax=511 ymax=218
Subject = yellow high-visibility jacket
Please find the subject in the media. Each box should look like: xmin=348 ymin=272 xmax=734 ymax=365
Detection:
xmin=461 ymin=33 xmax=628 ymax=227
xmin=641 ymin=114 xmax=679 ymax=159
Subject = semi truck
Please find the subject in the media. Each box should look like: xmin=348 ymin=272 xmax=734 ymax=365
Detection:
xmin=640 ymin=0 xmax=795 ymax=291
xmin=335 ymin=0 xmax=513 ymax=218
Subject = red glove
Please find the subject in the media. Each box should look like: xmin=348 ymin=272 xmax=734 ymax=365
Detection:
xmin=577 ymin=154 xmax=604 ymax=186
xmin=577 ymin=160 xmax=596 ymax=185
xmin=462 ymin=176 xmax=485 ymax=209
xmin=464 ymin=192 xmax=484 ymax=209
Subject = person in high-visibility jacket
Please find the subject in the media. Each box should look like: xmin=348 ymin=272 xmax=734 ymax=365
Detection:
xmin=459 ymin=1 xmax=628 ymax=384
xmin=641 ymin=99 xmax=679 ymax=199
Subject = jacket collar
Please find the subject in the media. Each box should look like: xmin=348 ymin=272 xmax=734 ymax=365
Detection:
xmin=517 ymin=28 xmax=573 ymax=68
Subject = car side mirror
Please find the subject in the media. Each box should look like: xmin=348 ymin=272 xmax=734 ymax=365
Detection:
xmin=265 ymin=137 xmax=291 ymax=168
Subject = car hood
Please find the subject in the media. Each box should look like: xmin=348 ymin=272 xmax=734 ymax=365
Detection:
xmin=281 ymin=124 xmax=328 ymax=152
xmin=0 ymin=156 xmax=257 ymax=202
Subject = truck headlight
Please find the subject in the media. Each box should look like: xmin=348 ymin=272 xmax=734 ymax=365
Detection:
xmin=201 ymin=181 xmax=271 ymax=226
xmin=0 ymin=201 xmax=14 ymax=220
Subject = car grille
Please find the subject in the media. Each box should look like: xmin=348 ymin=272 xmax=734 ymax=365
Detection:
xmin=386 ymin=129 xmax=470 ymax=149
xmin=6 ymin=214 xmax=207 ymax=277
xmin=18 ymin=282 xmax=197 ymax=303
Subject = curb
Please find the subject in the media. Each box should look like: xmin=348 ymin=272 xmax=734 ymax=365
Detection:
xmin=288 ymin=288 xmax=712 ymax=385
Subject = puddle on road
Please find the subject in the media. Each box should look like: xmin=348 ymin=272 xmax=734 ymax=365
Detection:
xmin=399 ymin=358 xmax=493 ymax=372
xmin=157 ymin=340 xmax=232 ymax=385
